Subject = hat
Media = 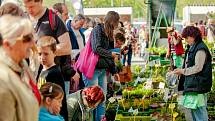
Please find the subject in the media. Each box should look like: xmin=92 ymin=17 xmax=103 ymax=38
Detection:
xmin=166 ymin=27 xmax=175 ymax=33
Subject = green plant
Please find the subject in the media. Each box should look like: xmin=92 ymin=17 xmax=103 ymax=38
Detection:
xmin=115 ymin=60 xmax=123 ymax=72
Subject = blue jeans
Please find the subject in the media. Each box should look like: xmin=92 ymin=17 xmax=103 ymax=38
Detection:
xmin=122 ymin=45 xmax=132 ymax=66
xmin=83 ymin=69 xmax=107 ymax=121
xmin=190 ymin=95 xmax=208 ymax=121
xmin=64 ymin=81 xmax=70 ymax=97
xmin=191 ymin=106 xmax=208 ymax=121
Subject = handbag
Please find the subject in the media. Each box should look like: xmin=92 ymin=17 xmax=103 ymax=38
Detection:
xmin=74 ymin=33 xmax=99 ymax=80
xmin=119 ymin=66 xmax=132 ymax=82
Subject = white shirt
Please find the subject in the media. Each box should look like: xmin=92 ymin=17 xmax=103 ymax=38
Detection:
xmin=71 ymin=28 xmax=85 ymax=59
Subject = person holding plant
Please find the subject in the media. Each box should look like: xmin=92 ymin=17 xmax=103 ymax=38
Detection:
xmin=166 ymin=27 xmax=184 ymax=70
xmin=39 ymin=82 xmax=65 ymax=121
xmin=174 ymin=26 xmax=212 ymax=121
xmin=82 ymin=11 xmax=120 ymax=121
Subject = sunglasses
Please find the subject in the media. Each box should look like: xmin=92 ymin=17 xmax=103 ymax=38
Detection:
xmin=17 ymin=33 xmax=34 ymax=43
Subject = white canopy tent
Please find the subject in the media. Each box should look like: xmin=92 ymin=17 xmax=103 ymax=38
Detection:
xmin=183 ymin=5 xmax=215 ymax=22
xmin=83 ymin=7 xmax=132 ymax=22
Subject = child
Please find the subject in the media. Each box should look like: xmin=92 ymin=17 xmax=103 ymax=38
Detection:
xmin=37 ymin=36 xmax=68 ymax=121
xmin=39 ymin=82 xmax=65 ymax=121
xmin=111 ymin=32 xmax=126 ymax=53
xmin=67 ymin=86 xmax=105 ymax=121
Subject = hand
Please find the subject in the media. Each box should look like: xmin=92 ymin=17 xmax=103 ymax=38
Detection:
xmin=72 ymin=72 xmax=80 ymax=82
xmin=114 ymin=74 xmax=120 ymax=81
xmin=48 ymin=104 xmax=61 ymax=115
xmin=173 ymin=68 xmax=183 ymax=75
xmin=166 ymin=52 xmax=170 ymax=58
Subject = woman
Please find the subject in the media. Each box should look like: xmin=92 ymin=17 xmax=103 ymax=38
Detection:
xmin=83 ymin=11 xmax=120 ymax=121
xmin=67 ymin=86 xmax=105 ymax=121
xmin=0 ymin=15 xmax=39 ymax=121
xmin=174 ymin=26 xmax=212 ymax=121
xmin=39 ymin=82 xmax=65 ymax=121
xmin=166 ymin=27 xmax=184 ymax=69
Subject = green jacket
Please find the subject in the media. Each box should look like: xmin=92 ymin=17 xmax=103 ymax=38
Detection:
xmin=67 ymin=90 xmax=93 ymax=121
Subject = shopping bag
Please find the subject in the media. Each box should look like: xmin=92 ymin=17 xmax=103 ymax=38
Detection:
xmin=119 ymin=66 xmax=132 ymax=82
xmin=74 ymin=33 xmax=99 ymax=80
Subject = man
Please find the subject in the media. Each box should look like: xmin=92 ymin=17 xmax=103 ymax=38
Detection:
xmin=66 ymin=14 xmax=85 ymax=91
xmin=53 ymin=3 xmax=69 ymax=23
xmin=23 ymin=0 xmax=79 ymax=120
xmin=66 ymin=13 xmax=85 ymax=59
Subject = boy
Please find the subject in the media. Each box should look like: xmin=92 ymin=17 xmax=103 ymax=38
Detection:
xmin=36 ymin=36 xmax=68 ymax=121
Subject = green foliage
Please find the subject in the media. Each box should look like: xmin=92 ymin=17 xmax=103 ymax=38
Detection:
xmin=115 ymin=60 xmax=123 ymax=72
xmin=147 ymin=47 xmax=167 ymax=56
xmin=208 ymin=12 xmax=215 ymax=19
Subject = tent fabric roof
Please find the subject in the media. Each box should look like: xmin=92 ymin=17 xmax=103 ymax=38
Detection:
xmin=183 ymin=5 xmax=215 ymax=14
xmin=83 ymin=7 xmax=132 ymax=15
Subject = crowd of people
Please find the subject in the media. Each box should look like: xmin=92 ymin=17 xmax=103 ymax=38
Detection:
xmin=0 ymin=0 xmax=214 ymax=121
xmin=0 ymin=0 xmax=133 ymax=121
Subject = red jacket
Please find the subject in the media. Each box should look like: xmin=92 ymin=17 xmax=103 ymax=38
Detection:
xmin=168 ymin=32 xmax=184 ymax=56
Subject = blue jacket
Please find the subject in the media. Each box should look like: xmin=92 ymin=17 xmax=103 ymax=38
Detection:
xmin=39 ymin=107 xmax=65 ymax=121
xmin=66 ymin=20 xmax=85 ymax=49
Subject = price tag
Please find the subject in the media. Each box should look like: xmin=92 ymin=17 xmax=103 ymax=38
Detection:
xmin=159 ymin=82 xmax=165 ymax=89
xmin=133 ymin=109 xmax=139 ymax=115
xmin=108 ymin=97 xmax=115 ymax=103
xmin=128 ymin=107 xmax=134 ymax=113
xmin=163 ymin=88 xmax=169 ymax=102
xmin=134 ymin=77 xmax=141 ymax=86
xmin=148 ymin=60 xmax=155 ymax=67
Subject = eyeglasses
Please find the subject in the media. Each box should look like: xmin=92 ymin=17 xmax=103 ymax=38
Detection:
xmin=16 ymin=33 xmax=34 ymax=43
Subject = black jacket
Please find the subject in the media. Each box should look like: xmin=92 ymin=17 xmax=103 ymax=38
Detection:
xmin=183 ymin=41 xmax=212 ymax=94
xmin=90 ymin=24 xmax=117 ymax=74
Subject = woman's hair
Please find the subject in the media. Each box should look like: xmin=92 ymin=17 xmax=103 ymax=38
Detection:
xmin=40 ymin=82 xmax=64 ymax=102
xmin=104 ymin=11 xmax=120 ymax=39
xmin=115 ymin=27 xmax=125 ymax=35
xmin=85 ymin=17 xmax=96 ymax=28
xmin=119 ymin=21 xmax=124 ymax=28
xmin=82 ymin=86 xmax=105 ymax=106
xmin=0 ymin=2 xmax=25 ymax=17
xmin=115 ymin=33 xmax=125 ymax=43
xmin=73 ymin=14 xmax=85 ymax=22
xmin=0 ymin=15 xmax=33 ymax=46
xmin=53 ymin=3 xmax=65 ymax=14
xmin=37 ymin=36 xmax=57 ymax=52
xmin=181 ymin=26 xmax=202 ymax=42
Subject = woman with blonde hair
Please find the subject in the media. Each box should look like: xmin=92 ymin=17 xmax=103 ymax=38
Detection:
xmin=0 ymin=15 xmax=40 ymax=121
